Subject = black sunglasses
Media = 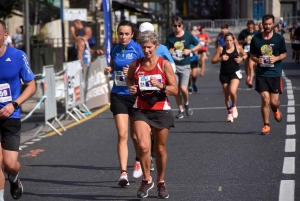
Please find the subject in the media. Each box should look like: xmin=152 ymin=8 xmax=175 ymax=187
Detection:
xmin=173 ymin=24 xmax=182 ymax=28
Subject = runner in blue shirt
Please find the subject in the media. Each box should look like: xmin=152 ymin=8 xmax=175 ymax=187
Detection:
xmin=104 ymin=20 xmax=144 ymax=187
xmin=0 ymin=20 xmax=36 ymax=200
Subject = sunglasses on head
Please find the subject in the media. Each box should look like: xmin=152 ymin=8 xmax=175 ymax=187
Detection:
xmin=173 ymin=24 xmax=182 ymax=28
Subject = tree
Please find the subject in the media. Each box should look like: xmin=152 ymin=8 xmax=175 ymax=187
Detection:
xmin=0 ymin=0 xmax=21 ymax=19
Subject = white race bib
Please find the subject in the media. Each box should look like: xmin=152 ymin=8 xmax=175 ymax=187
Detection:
xmin=172 ymin=50 xmax=184 ymax=61
xmin=260 ymin=56 xmax=274 ymax=67
xmin=0 ymin=83 xmax=12 ymax=103
xmin=114 ymin=71 xmax=127 ymax=86
xmin=244 ymin=45 xmax=250 ymax=53
xmin=138 ymin=74 xmax=162 ymax=91
xmin=235 ymin=70 xmax=242 ymax=79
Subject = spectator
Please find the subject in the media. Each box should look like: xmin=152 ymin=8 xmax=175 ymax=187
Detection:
xmin=12 ymin=26 xmax=23 ymax=50
xmin=4 ymin=34 xmax=13 ymax=47
xmin=278 ymin=17 xmax=287 ymax=31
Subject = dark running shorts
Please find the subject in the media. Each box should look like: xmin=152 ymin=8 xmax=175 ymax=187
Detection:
xmin=219 ymin=73 xmax=240 ymax=84
xmin=190 ymin=61 xmax=198 ymax=69
xmin=0 ymin=118 xmax=21 ymax=152
xmin=110 ymin=93 xmax=136 ymax=116
xmin=255 ymin=76 xmax=283 ymax=94
xmin=132 ymin=108 xmax=174 ymax=129
xmin=292 ymin=44 xmax=300 ymax=51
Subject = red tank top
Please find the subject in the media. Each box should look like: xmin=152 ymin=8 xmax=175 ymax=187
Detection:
xmin=133 ymin=57 xmax=171 ymax=110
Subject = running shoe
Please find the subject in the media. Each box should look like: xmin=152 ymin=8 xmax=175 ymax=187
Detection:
xmin=246 ymin=77 xmax=250 ymax=86
xmin=133 ymin=161 xmax=143 ymax=178
xmin=150 ymin=156 xmax=155 ymax=172
xmin=8 ymin=175 xmax=23 ymax=200
xmin=118 ymin=171 xmax=129 ymax=187
xmin=175 ymin=111 xmax=184 ymax=119
xmin=248 ymin=81 xmax=253 ymax=88
xmin=227 ymin=113 xmax=233 ymax=122
xmin=185 ymin=104 xmax=193 ymax=116
xmin=188 ymin=87 xmax=192 ymax=94
xmin=261 ymin=125 xmax=270 ymax=135
xmin=273 ymin=109 xmax=282 ymax=122
xmin=232 ymin=106 xmax=238 ymax=118
xmin=137 ymin=179 xmax=154 ymax=198
xmin=157 ymin=182 xmax=169 ymax=199
xmin=192 ymin=84 xmax=198 ymax=92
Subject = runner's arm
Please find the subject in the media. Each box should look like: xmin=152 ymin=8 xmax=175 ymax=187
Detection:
xmin=211 ymin=47 xmax=223 ymax=64
xmin=161 ymin=61 xmax=178 ymax=96
xmin=126 ymin=61 xmax=138 ymax=95
xmin=76 ymin=39 xmax=87 ymax=69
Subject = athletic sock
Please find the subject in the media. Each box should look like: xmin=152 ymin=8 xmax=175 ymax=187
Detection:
xmin=232 ymin=104 xmax=236 ymax=107
xmin=121 ymin=170 xmax=127 ymax=174
xmin=185 ymin=102 xmax=189 ymax=106
xmin=8 ymin=173 xmax=19 ymax=183
xmin=180 ymin=109 xmax=184 ymax=112
xmin=0 ymin=190 xmax=4 ymax=201
xmin=264 ymin=123 xmax=270 ymax=126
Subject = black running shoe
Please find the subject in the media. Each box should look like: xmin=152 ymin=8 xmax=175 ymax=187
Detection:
xmin=8 ymin=176 xmax=23 ymax=200
xmin=137 ymin=179 xmax=154 ymax=198
xmin=157 ymin=182 xmax=169 ymax=199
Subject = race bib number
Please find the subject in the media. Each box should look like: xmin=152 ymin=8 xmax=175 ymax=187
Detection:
xmin=172 ymin=50 xmax=184 ymax=61
xmin=244 ymin=45 xmax=250 ymax=52
xmin=138 ymin=74 xmax=162 ymax=91
xmin=0 ymin=83 xmax=12 ymax=103
xmin=235 ymin=70 xmax=242 ymax=79
xmin=114 ymin=71 xmax=127 ymax=86
xmin=260 ymin=56 xmax=274 ymax=67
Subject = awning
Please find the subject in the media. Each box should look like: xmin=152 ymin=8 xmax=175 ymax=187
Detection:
xmin=112 ymin=0 xmax=154 ymax=15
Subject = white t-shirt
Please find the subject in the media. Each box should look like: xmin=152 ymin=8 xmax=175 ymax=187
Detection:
xmin=4 ymin=35 xmax=12 ymax=45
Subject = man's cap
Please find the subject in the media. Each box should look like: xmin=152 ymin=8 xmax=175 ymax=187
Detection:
xmin=139 ymin=22 xmax=154 ymax=32
xmin=280 ymin=17 xmax=283 ymax=20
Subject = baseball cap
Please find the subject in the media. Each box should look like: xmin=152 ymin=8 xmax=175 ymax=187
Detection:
xmin=139 ymin=22 xmax=154 ymax=32
xmin=280 ymin=17 xmax=283 ymax=20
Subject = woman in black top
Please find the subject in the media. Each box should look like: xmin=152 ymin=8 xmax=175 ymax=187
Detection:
xmin=211 ymin=33 xmax=247 ymax=122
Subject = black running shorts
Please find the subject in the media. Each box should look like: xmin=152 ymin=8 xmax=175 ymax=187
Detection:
xmin=110 ymin=93 xmax=136 ymax=116
xmin=255 ymin=76 xmax=283 ymax=94
xmin=219 ymin=73 xmax=240 ymax=84
xmin=190 ymin=61 xmax=198 ymax=69
xmin=132 ymin=109 xmax=174 ymax=129
xmin=0 ymin=118 xmax=21 ymax=152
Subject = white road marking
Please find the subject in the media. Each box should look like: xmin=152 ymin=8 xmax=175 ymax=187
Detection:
xmin=19 ymin=145 xmax=27 ymax=149
xmin=286 ymin=82 xmax=292 ymax=86
xmin=288 ymin=100 xmax=295 ymax=106
xmin=287 ymin=89 xmax=293 ymax=94
xmin=38 ymin=136 xmax=47 ymax=138
xmin=218 ymin=186 xmax=222 ymax=191
xmin=286 ymin=125 xmax=296 ymax=135
xmin=288 ymin=95 xmax=294 ymax=100
xmin=286 ymin=86 xmax=293 ymax=89
xmin=287 ymin=107 xmax=295 ymax=114
xmin=285 ymin=139 xmax=296 ymax=152
xmin=287 ymin=114 xmax=295 ymax=122
xmin=24 ymin=142 xmax=35 ymax=145
xmin=279 ymin=180 xmax=295 ymax=201
xmin=31 ymin=138 xmax=42 ymax=142
xmin=282 ymin=157 xmax=295 ymax=174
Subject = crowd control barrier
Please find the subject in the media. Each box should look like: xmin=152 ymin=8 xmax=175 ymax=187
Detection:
xmin=62 ymin=60 xmax=91 ymax=122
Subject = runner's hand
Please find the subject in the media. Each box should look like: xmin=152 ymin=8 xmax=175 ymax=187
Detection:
xmin=269 ymin=55 xmax=277 ymax=64
xmin=258 ymin=57 xmax=264 ymax=65
xmin=234 ymin=56 xmax=243 ymax=63
xmin=169 ymin=48 xmax=174 ymax=54
xmin=104 ymin=66 xmax=112 ymax=75
xmin=123 ymin=65 xmax=129 ymax=77
xmin=0 ymin=104 xmax=14 ymax=118
xmin=183 ymin=49 xmax=191 ymax=56
xmin=150 ymin=76 xmax=162 ymax=88
xmin=129 ymin=85 xmax=138 ymax=95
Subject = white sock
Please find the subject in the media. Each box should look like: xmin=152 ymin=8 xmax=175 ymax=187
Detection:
xmin=0 ymin=190 xmax=4 ymax=201
xmin=180 ymin=109 xmax=184 ymax=112
xmin=185 ymin=102 xmax=189 ymax=106
xmin=9 ymin=173 xmax=19 ymax=183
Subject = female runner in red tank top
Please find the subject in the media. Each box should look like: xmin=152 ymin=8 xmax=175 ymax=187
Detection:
xmin=126 ymin=31 xmax=178 ymax=199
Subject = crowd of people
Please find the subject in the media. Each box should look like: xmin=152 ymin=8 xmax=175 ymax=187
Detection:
xmin=101 ymin=13 xmax=288 ymax=199
xmin=0 ymin=13 xmax=291 ymax=200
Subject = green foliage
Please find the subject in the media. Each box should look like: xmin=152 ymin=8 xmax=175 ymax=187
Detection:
xmin=0 ymin=0 xmax=20 ymax=19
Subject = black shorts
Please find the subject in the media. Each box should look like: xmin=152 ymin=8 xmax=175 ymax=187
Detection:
xmin=132 ymin=108 xmax=174 ymax=129
xmin=110 ymin=93 xmax=136 ymax=116
xmin=219 ymin=73 xmax=240 ymax=84
xmin=0 ymin=118 xmax=21 ymax=152
xmin=190 ymin=61 xmax=198 ymax=69
xmin=294 ymin=44 xmax=300 ymax=51
xmin=255 ymin=76 xmax=283 ymax=94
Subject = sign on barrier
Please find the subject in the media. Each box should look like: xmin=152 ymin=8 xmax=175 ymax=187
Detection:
xmin=63 ymin=60 xmax=90 ymax=121
xmin=84 ymin=56 xmax=110 ymax=110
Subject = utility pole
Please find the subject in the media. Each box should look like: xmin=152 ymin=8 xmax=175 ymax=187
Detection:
xmin=60 ymin=0 xmax=65 ymax=62
xmin=167 ymin=0 xmax=172 ymax=32
xmin=25 ymin=0 xmax=30 ymax=59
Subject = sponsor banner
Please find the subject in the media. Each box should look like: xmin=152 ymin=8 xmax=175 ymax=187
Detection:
xmin=102 ymin=0 xmax=112 ymax=66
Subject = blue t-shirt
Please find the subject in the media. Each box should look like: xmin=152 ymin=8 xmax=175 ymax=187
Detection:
xmin=0 ymin=46 xmax=35 ymax=118
xmin=110 ymin=40 xmax=144 ymax=95
xmin=190 ymin=35 xmax=200 ymax=61
xmin=218 ymin=32 xmax=233 ymax=47
xmin=156 ymin=44 xmax=175 ymax=65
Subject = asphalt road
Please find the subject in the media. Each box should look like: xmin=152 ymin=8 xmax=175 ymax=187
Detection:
xmin=6 ymin=41 xmax=300 ymax=201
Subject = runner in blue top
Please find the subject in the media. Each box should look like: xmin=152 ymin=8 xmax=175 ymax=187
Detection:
xmin=139 ymin=22 xmax=176 ymax=72
xmin=104 ymin=20 xmax=144 ymax=187
xmin=0 ymin=20 xmax=36 ymax=200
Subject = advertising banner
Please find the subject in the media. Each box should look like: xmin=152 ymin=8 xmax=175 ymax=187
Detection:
xmin=102 ymin=0 xmax=112 ymax=66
